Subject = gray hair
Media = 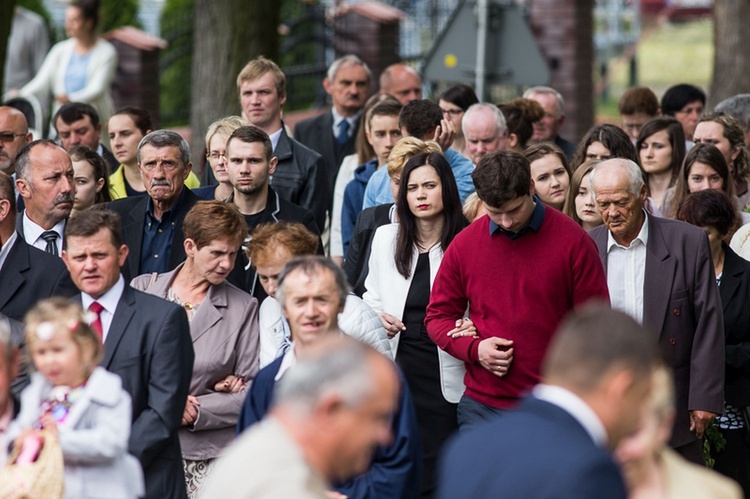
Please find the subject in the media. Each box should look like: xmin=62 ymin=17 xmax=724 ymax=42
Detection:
xmin=137 ymin=130 xmax=191 ymax=167
xmin=589 ymin=158 xmax=645 ymax=202
xmin=523 ymin=86 xmax=565 ymax=117
xmin=463 ymin=103 xmax=507 ymax=136
xmin=14 ymin=139 xmax=59 ymax=182
xmin=274 ymin=336 xmax=380 ymax=414
xmin=276 ymin=256 xmax=349 ymax=310
xmin=715 ymin=94 xmax=750 ymax=132
xmin=327 ymin=54 xmax=372 ymax=84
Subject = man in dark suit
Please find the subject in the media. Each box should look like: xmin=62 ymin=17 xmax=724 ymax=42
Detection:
xmin=62 ymin=209 xmax=194 ymax=499
xmin=293 ymin=55 xmax=372 ymax=192
xmin=237 ymin=56 xmax=328 ymax=232
xmin=224 ymin=125 xmax=320 ymax=301
xmin=53 ymin=102 xmax=118 ymax=172
xmin=589 ymin=158 xmax=724 ymax=464
xmin=0 ymin=171 xmax=76 ymax=322
xmin=106 ymin=130 xmax=200 ymax=282
xmin=438 ymin=305 xmax=662 ymax=499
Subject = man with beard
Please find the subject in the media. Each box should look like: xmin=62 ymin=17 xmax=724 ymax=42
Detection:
xmin=14 ymin=140 xmax=75 ymax=257
xmin=106 ymin=130 xmax=201 ymax=281
xmin=225 ymin=126 xmax=320 ymax=301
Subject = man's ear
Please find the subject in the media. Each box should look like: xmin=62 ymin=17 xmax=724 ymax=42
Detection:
xmin=323 ymin=77 xmax=333 ymax=96
xmin=15 ymin=178 xmax=30 ymax=199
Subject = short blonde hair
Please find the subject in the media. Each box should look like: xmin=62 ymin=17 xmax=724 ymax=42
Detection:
xmin=387 ymin=137 xmax=441 ymax=178
xmin=205 ymin=116 xmax=247 ymax=151
xmin=236 ymin=56 xmax=286 ymax=99
xmin=25 ymin=298 xmax=102 ymax=366
xmin=462 ymin=192 xmax=483 ymax=221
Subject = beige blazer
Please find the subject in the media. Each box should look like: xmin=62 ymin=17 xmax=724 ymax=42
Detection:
xmin=131 ymin=264 xmax=260 ymax=460
xmin=661 ymin=448 xmax=742 ymax=499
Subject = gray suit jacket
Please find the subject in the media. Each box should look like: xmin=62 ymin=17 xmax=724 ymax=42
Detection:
xmin=590 ymin=215 xmax=725 ymax=447
xmin=131 ymin=265 xmax=260 ymax=460
xmin=80 ymin=284 xmax=194 ymax=499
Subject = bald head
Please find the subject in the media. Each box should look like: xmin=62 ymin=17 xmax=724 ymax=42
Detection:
xmin=379 ymin=64 xmax=422 ymax=105
xmin=0 ymin=107 xmax=32 ymax=173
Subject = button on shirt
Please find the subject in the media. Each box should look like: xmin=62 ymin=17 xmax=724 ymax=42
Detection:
xmin=23 ymin=212 xmax=65 ymax=256
xmin=489 ymin=196 xmax=546 ymax=239
xmin=81 ymin=275 xmax=125 ymax=343
xmin=140 ymin=190 xmax=185 ymax=275
xmin=607 ymin=213 xmax=648 ymax=324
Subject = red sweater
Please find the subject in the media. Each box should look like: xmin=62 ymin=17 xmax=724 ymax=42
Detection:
xmin=425 ymin=209 xmax=609 ymax=409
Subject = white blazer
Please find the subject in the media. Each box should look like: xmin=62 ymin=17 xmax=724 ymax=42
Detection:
xmin=21 ymin=38 xmax=117 ymax=124
xmin=364 ymin=223 xmax=465 ymax=403
xmin=8 ymin=368 xmax=144 ymax=499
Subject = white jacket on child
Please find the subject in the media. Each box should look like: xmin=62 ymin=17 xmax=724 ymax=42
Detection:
xmin=8 ymin=367 xmax=144 ymax=499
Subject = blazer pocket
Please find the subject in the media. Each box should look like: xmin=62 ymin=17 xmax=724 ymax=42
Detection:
xmin=671 ymin=289 xmax=689 ymax=301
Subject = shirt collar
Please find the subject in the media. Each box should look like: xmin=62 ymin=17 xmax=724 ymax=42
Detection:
xmin=0 ymin=232 xmax=18 ymax=272
xmin=331 ymin=107 xmax=361 ymax=128
xmin=274 ymin=346 xmax=297 ymax=381
xmin=23 ymin=212 xmax=66 ymax=246
xmin=267 ymin=128 xmax=283 ymax=152
xmin=489 ymin=195 xmax=545 ymax=238
xmin=533 ymin=384 xmax=608 ymax=447
xmin=81 ymin=275 xmax=125 ymax=316
xmin=607 ymin=209 xmax=649 ymax=252
xmin=146 ymin=187 xmax=186 ymax=221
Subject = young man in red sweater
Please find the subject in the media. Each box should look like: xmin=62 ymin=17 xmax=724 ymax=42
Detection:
xmin=425 ymin=150 xmax=610 ymax=429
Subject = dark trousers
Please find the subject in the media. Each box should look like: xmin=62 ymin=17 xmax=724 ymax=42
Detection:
xmin=674 ymin=438 xmax=704 ymax=466
xmin=457 ymin=395 xmax=505 ymax=431
xmin=714 ymin=428 xmax=750 ymax=498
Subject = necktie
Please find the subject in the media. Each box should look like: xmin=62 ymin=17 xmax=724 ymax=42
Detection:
xmin=88 ymin=302 xmax=104 ymax=341
xmin=336 ymin=119 xmax=351 ymax=144
xmin=41 ymin=230 xmax=59 ymax=257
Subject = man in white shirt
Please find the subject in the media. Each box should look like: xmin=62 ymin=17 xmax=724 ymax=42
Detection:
xmin=14 ymin=139 xmax=75 ymax=257
xmin=589 ymin=158 xmax=724 ymax=464
xmin=438 ymin=305 xmax=662 ymax=499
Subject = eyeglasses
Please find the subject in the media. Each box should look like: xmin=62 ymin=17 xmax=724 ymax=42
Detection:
xmin=440 ymin=108 xmax=464 ymax=116
xmin=0 ymin=132 xmax=26 ymax=143
xmin=207 ymin=152 xmax=227 ymax=161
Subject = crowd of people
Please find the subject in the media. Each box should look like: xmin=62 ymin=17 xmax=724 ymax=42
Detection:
xmin=2 ymin=2 xmax=750 ymax=498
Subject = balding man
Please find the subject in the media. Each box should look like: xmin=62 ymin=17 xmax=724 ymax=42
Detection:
xmin=589 ymin=158 xmax=724 ymax=464
xmin=379 ymin=63 xmax=423 ymax=105
xmin=0 ymin=107 xmax=32 ymax=175
xmin=524 ymin=86 xmax=576 ymax=160
xmin=462 ymin=103 xmax=508 ymax=165
xmin=14 ymin=140 xmax=75 ymax=256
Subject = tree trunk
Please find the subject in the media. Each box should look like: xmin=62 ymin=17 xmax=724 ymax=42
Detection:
xmin=190 ymin=0 xmax=280 ymax=180
xmin=0 ymin=2 xmax=20 ymax=94
xmin=710 ymin=0 xmax=750 ymax=107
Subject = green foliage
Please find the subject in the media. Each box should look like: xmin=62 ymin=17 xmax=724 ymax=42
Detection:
xmin=159 ymin=0 xmax=194 ymax=126
xmin=703 ymin=419 xmax=726 ymax=469
xmin=100 ymin=0 xmax=142 ymax=32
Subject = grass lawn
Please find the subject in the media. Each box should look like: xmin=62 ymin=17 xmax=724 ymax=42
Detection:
xmin=596 ymin=17 xmax=714 ymax=121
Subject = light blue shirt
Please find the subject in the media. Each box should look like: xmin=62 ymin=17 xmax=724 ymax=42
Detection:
xmin=362 ymin=148 xmax=475 ymax=209
xmin=64 ymin=51 xmax=91 ymax=95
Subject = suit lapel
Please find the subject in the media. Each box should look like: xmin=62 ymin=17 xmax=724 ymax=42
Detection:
xmin=189 ymin=284 xmax=226 ymax=344
xmin=318 ymin=112 xmax=337 ymax=170
xmin=643 ymin=217 xmax=675 ymax=335
xmin=720 ymin=249 xmax=743 ymax=313
xmin=101 ymin=286 xmax=137 ymax=368
xmin=0 ymin=238 xmax=28 ymax=310
xmin=591 ymin=227 xmax=609 ymax=271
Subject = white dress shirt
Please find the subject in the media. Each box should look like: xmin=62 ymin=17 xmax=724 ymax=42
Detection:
xmin=607 ymin=212 xmax=649 ymax=324
xmin=0 ymin=232 xmax=18 ymax=272
xmin=81 ymin=275 xmax=125 ymax=342
xmin=331 ymin=108 xmax=360 ymax=139
xmin=533 ymin=384 xmax=608 ymax=447
xmin=268 ymin=128 xmax=283 ymax=152
xmin=23 ymin=212 xmax=65 ymax=255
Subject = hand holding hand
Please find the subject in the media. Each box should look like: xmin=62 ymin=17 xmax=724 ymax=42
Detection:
xmin=478 ymin=337 xmax=514 ymax=377
xmin=181 ymin=395 xmax=201 ymax=426
xmin=689 ymin=410 xmax=715 ymax=439
xmin=55 ymin=94 xmax=70 ymax=105
xmin=447 ymin=318 xmax=478 ymax=339
xmin=39 ymin=414 xmax=59 ymax=437
xmin=214 ymin=375 xmax=244 ymax=393
xmin=379 ymin=313 xmax=405 ymax=339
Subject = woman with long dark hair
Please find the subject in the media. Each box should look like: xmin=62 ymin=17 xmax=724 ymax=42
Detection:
xmin=364 ymin=151 xmax=468 ymax=497
xmin=570 ymin=123 xmax=638 ymax=170
xmin=636 ymin=117 xmax=686 ymax=216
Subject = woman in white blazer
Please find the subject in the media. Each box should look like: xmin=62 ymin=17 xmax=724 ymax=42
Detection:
xmin=363 ymin=151 xmax=468 ymax=497
xmin=21 ymin=0 xmax=117 ymax=129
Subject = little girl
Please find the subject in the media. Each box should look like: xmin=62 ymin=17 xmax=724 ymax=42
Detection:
xmin=6 ymin=298 xmax=144 ymax=499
